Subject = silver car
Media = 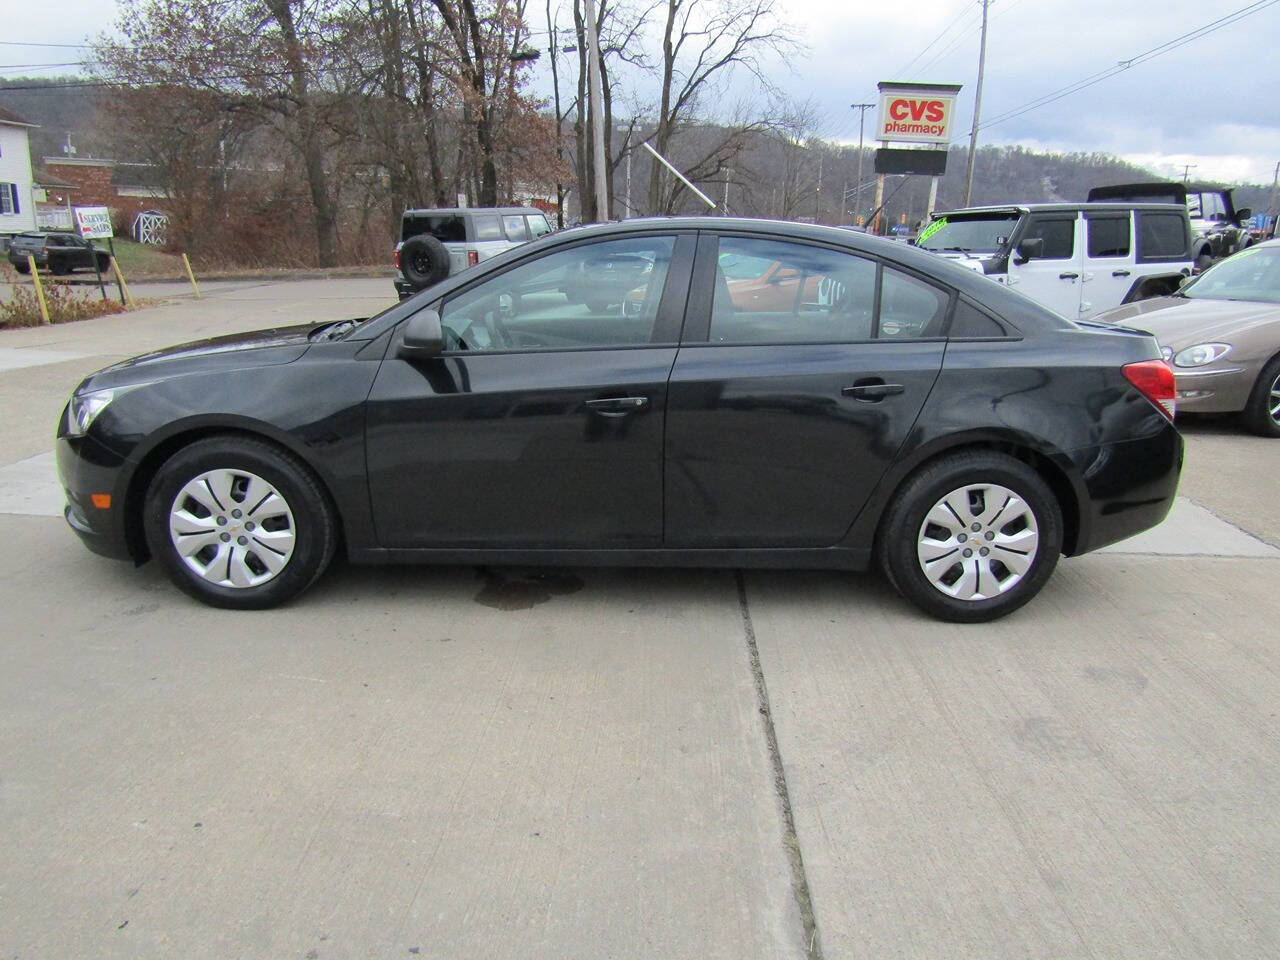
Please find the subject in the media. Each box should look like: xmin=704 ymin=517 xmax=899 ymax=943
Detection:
xmin=394 ymin=206 xmax=553 ymax=300
xmin=1095 ymin=240 xmax=1280 ymax=436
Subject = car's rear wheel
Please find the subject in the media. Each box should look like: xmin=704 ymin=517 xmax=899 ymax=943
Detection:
xmin=143 ymin=437 xmax=336 ymax=609
xmin=13 ymin=261 xmax=29 ymax=275
xmin=1241 ymin=355 xmax=1280 ymax=438
xmin=878 ymin=451 xmax=1063 ymax=622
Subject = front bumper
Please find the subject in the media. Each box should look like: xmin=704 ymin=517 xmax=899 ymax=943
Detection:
xmin=1171 ymin=365 xmax=1255 ymax=414
xmin=55 ymin=432 xmax=134 ymax=561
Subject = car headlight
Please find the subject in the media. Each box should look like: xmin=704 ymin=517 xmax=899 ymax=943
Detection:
xmin=1172 ymin=343 xmax=1231 ymax=368
xmin=65 ymin=388 xmax=118 ymax=437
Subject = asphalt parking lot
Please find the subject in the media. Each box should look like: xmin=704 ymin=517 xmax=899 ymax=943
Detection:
xmin=2 ymin=278 xmax=1279 ymax=959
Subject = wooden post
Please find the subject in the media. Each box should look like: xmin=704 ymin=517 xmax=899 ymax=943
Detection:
xmin=181 ymin=253 xmax=201 ymax=299
xmin=27 ymin=256 xmax=51 ymax=324
xmin=109 ymin=257 xmax=136 ymax=308
xmin=106 ymin=237 xmax=125 ymax=305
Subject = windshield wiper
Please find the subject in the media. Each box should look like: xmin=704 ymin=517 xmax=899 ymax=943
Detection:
xmin=309 ymin=317 xmax=366 ymax=341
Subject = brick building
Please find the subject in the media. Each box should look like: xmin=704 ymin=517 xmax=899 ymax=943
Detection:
xmin=40 ymin=157 xmax=170 ymax=237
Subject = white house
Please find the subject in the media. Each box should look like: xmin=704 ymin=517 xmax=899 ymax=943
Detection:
xmin=0 ymin=106 xmax=38 ymax=237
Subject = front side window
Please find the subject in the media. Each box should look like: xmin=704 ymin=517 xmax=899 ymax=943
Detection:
xmin=1022 ymin=218 xmax=1075 ymax=259
xmin=1086 ymin=216 xmax=1130 ymax=258
xmin=1137 ymin=212 xmax=1189 ymax=260
xmin=439 ymin=236 xmax=675 ymax=351
xmin=528 ymin=214 xmax=552 ymax=238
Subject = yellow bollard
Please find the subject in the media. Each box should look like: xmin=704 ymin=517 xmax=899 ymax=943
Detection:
xmin=181 ymin=253 xmax=201 ymax=299
xmin=109 ymin=256 xmax=136 ymax=308
xmin=27 ymin=255 xmax=51 ymax=324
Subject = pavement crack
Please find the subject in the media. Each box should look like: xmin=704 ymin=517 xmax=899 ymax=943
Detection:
xmin=735 ymin=570 xmax=824 ymax=960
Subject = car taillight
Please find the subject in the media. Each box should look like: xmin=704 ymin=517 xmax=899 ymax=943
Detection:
xmin=393 ymin=249 xmax=401 ymax=269
xmin=467 ymin=250 xmax=479 ymax=267
xmin=1123 ymin=359 xmax=1176 ymax=421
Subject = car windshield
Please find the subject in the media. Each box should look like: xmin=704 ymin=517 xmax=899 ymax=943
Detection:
xmin=917 ymin=214 xmax=1020 ymax=254
xmin=1182 ymin=246 xmax=1280 ymax=304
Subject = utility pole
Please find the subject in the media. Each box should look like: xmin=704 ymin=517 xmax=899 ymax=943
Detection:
xmin=962 ymin=0 xmax=989 ymax=207
xmin=850 ymin=103 xmax=873 ymax=225
xmin=583 ymin=0 xmax=608 ymax=222
xmin=1267 ymin=160 xmax=1280 ymax=222
xmin=814 ymin=153 xmax=823 ymax=222
xmin=1181 ymin=163 xmax=1197 ymax=183
xmin=723 ymin=168 xmax=732 ymax=216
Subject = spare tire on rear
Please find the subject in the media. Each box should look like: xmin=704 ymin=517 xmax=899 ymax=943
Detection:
xmin=399 ymin=233 xmax=451 ymax=291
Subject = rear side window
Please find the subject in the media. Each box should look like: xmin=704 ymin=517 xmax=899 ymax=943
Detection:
xmin=471 ymin=215 xmax=503 ymax=241
xmin=502 ymin=215 xmax=529 ymax=242
xmin=1136 ymin=212 xmax=1188 ymax=260
xmin=528 ymin=215 xmax=552 ymax=238
xmin=948 ymin=300 xmax=1008 ymax=338
xmin=1022 ymin=218 xmax=1075 ymax=259
xmin=1086 ymin=216 xmax=1130 ymax=258
xmin=402 ymin=214 xmax=465 ymax=244
xmin=878 ymin=268 xmax=950 ymax=339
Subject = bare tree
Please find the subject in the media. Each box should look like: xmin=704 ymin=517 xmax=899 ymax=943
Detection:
xmin=647 ymin=0 xmax=795 ymax=214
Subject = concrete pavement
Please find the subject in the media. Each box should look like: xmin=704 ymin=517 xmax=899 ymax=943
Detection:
xmin=1 ymin=278 xmax=1278 ymax=959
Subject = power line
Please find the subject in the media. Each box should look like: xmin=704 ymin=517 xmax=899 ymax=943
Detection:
xmin=893 ymin=1 xmax=977 ymax=78
xmin=979 ymin=0 xmax=1280 ymax=130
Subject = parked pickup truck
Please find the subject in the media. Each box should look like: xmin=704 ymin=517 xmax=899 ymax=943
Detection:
xmin=1087 ymin=182 xmax=1253 ymax=268
xmin=7 ymin=231 xmax=110 ymax=276
xmin=915 ymin=201 xmax=1193 ymax=320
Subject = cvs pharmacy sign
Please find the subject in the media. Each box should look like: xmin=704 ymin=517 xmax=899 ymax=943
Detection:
xmin=876 ymin=82 xmax=961 ymax=144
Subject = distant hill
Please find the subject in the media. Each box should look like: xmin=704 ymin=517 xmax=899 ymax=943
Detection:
xmin=0 ymin=76 xmax=111 ymax=162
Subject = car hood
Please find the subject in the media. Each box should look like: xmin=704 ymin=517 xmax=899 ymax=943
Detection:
xmin=1096 ymin=296 xmax=1280 ymax=347
xmin=78 ymin=323 xmax=319 ymax=392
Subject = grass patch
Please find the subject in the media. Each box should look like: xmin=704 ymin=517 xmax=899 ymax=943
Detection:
xmin=99 ymin=238 xmax=186 ymax=280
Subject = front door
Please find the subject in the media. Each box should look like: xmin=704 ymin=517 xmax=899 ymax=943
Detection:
xmin=664 ymin=234 xmax=948 ymax=547
xmin=365 ymin=233 xmax=693 ymax=548
xmin=1008 ymin=213 xmax=1082 ymax=318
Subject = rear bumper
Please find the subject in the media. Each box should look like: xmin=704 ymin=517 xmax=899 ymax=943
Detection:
xmin=1071 ymin=422 xmax=1184 ymax=554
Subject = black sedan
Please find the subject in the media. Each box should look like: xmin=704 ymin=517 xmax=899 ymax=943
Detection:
xmin=56 ymin=218 xmax=1183 ymax=622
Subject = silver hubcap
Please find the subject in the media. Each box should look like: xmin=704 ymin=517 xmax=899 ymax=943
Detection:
xmin=917 ymin=483 xmax=1039 ymax=601
xmin=168 ymin=469 xmax=296 ymax=589
xmin=1269 ymin=372 xmax=1280 ymax=425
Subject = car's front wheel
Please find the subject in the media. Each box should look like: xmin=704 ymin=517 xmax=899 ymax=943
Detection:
xmin=1242 ymin=355 xmax=1280 ymax=438
xmin=878 ymin=451 xmax=1063 ymax=622
xmin=143 ymin=437 xmax=337 ymax=609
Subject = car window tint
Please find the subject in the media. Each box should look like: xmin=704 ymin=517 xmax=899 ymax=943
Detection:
xmin=1086 ymin=216 xmax=1130 ymax=258
xmin=528 ymin=215 xmax=552 ymax=238
xmin=502 ymin=215 xmax=529 ymax=242
xmin=1137 ymin=212 xmax=1188 ymax=259
xmin=402 ymin=214 xmax=465 ymax=243
xmin=878 ymin=267 xmax=950 ymax=339
xmin=471 ymin=215 xmax=504 ymax=241
xmin=1023 ymin=218 xmax=1075 ymax=259
xmin=709 ymin=237 xmax=877 ymax=343
xmin=948 ymin=300 xmax=1007 ymax=338
xmin=440 ymin=236 xmax=675 ymax=351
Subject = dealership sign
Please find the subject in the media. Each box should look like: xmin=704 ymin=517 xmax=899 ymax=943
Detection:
xmin=74 ymin=206 xmax=114 ymax=240
xmin=876 ymin=82 xmax=962 ymax=144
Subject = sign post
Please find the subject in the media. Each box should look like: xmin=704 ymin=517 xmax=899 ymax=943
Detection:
xmin=873 ymin=82 xmax=962 ymax=231
xmin=74 ymin=206 xmax=123 ymax=305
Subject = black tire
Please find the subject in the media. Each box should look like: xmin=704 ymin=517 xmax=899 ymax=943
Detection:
xmin=96 ymin=252 xmax=111 ymax=273
xmin=1241 ymin=355 xmax=1280 ymax=438
xmin=399 ymin=233 xmax=451 ymax=290
xmin=13 ymin=261 xmax=29 ymax=275
xmin=143 ymin=436 xmax=337 ymax=609
xmin=877 ymin=450 xmax=1064 ymax=623
xmin=1195 ymin=251 xmax=1213 ymax=271
xmin=49 ymin=257 xmax=69 ymax=276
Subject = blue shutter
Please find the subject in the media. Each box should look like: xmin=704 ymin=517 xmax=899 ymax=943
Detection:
xmin=10 ymin=183 xmax=19 ymax=214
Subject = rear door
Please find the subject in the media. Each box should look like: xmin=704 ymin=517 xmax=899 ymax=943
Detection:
xmin=1081 ymin=211 xmax=1134 ymax=317
xmin=1008 ymin=212 xmax=1082 ymax=318
xmin=664 ymin=233 xmax=949 ymax=547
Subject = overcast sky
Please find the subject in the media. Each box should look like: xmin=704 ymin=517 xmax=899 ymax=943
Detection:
xmin=4 ymin=0 xmax=1279 ymax=184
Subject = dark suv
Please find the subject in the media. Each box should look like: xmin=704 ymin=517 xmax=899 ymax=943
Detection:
xmin=7 ymin=232 xmax=110 ymax=276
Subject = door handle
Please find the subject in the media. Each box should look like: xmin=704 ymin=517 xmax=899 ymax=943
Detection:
xmin=1059 ymin=272 xmax=1080 ymax=280
xmin=1112 ymin=269 xmax=1131 ymax=277
xmin=842 ymin=382 xmax=904 ymax=401
xmin=586 ymin=396 xmax=648 ymax=417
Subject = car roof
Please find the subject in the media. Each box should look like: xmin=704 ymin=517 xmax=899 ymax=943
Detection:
xmin=402 ymin=206 xmax=546 ymax=217
xmin=935 ymin=202 xmax=1188 ymax=217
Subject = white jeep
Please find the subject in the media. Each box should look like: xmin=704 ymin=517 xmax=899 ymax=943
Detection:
xmin=915 ymin=202 xmax=1193 ymax=320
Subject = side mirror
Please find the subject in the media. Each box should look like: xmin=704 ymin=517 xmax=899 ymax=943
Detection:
xmin=1236 ymin=207 xmax=1252 ymax=222
xmin=1014 ymin=237 xmax=1044 ymax=264
xmin=397 ymin=309 xmax=444 ymax=358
